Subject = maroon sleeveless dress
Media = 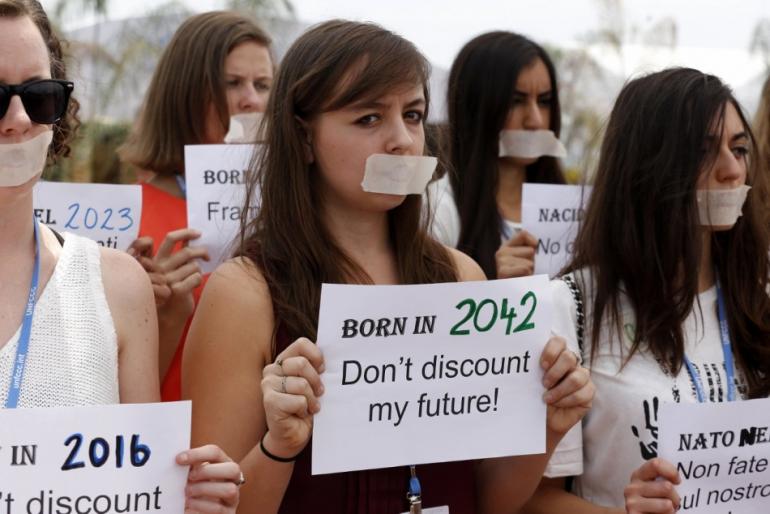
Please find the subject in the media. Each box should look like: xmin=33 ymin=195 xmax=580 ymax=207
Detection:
xmin=275 ymin=328 xmax=479 ymax=514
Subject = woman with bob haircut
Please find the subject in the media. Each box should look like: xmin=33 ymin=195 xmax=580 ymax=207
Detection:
xmin=429 ymin=31 xmax=566 ymax=279
xmin=183 ymin=19 xmax=594 ymax=514
xmin=523 ymin=67 xmax=770 ymax=513
xmin=0 ymin=1 xmax=243 ymax=511
xmin=119 ymin=10 xmax=274 ymax=401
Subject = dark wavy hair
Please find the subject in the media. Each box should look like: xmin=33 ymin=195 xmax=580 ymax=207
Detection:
xmin=0 ymin=0 xmax=80 ymax=161
xmin=566 ymin=67 xmax=770 ymax=398
xmin=238 ymin=20 xmax=458 ymax=345
xmin=447 ymin=31 xmax=565 ymax=277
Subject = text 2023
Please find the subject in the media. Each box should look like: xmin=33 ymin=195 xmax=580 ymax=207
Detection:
xmin=61 ymin=434 xmax=151 ymax=470
xmin=64 ymin=204 xmax=134 ymax=232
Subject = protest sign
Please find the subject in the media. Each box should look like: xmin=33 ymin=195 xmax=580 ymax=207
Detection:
xmin=312 ymin=275 xmax=552 ymax=475
xmin=658 ymin=398 xmax=770 ymax=513
xmin=0 ymin=401 xmax=190 ymax=514
xmin=521 ymin=184 xmax=590 ymax=277
xmin=184 ymin=144 xmax=260 ymax=274
xmin=32 ymin=182 xmax=141 ymax=251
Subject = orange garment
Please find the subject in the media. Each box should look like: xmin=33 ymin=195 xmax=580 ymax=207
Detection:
xmin=138 ymin=182 xmax=207 ymax=401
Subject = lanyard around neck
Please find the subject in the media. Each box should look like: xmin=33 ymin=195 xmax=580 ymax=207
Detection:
xmin=5 ymin=220 xmax=41 ymax=409
xmin=174 ymin=174 xmax=187 ymax=199
xmin=683 ymin=274 xmax=737 ymax=403
xmin=406 ymin=465 xmax=422 ymax=513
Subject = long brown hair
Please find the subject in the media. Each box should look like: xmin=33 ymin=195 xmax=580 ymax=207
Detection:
xmin=118 ymin=11 xmax=271 ymax=175
xmin=447 ymin=32 xmax=565 ymax=277
xmin=239 ymin=19 xmax=458 ymax=344
xmin=0 ymin=0 xmax=80 ymax=161
xmin=567 ymin=68 xmax=770 ymax=398
xmin=753 ymin=74 xmax=770 ymax=176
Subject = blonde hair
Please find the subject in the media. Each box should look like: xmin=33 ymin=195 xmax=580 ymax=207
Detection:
xmin=118 ymin=11 xmax=271 ymax=175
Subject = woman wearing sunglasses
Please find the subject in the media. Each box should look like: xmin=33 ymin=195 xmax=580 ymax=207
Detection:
xmin=119 ymin=11 xmax=274 ymax=402
xmin=0 ymin=1 xmax=243 ymax=510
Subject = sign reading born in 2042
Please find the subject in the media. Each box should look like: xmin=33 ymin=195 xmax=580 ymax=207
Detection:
xmin=312 ymin=275 xmax=552 ymax=475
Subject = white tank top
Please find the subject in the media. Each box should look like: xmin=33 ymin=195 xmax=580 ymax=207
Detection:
xmin=0 ymin=233 xmax=119 ymax=408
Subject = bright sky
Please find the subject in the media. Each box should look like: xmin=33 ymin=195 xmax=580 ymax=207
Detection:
xmin=42 ymin=0 xmax=770 ymax=90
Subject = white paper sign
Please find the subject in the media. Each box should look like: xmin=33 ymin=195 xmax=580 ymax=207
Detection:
xmin=184 ymin=144 xmax=261 ymax=274
xmin=0 ymin=401 xmax=191 ymax=513
xmin=658 ymin=398 xmax=770 ymax=513
xmin=312 ymin=275 xmax=552 ymax=475
xmin=521 ymin=184 xmax=591 ymax=278
xmin=32 ymin=181 xmax=141 ymax=251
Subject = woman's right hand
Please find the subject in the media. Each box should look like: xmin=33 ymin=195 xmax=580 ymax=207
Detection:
xmin=260 ymin=337 xmax=326 ymax=458
xmin=624 ymin=458 xmax=681 ymax=514
xmin=495 ymin=230 xmax=538 ymax=279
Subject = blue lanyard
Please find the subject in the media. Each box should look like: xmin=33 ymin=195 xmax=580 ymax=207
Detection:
xmin=406 ymin=465 xmax=422 ymax=512
xmin=5 ymin=220 xmax=41 ymax=409
xmin=501 ymin=219 xmax=519 ymax=241
xmin=683 ymin=274 xmax=737 ymax=403
xmin=174 ymin=174 xmax=187 ymax=199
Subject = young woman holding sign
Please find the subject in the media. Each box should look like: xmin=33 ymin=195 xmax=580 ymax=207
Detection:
xmin=428 ymin=32 xmax=567 ymax=279
xmin=523 ymin=68 xmax=770 ymax=514
xmin=119 ymin=11 xmax=274 ymax=401
xmin=0 ymin=1 xmax=242 ymax=510
xmin=183 ymin=19 xmax=594 ymax=514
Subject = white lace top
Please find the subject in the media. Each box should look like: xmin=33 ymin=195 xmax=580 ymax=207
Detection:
xmin=0 ymin=232 xmax=119 ymax=408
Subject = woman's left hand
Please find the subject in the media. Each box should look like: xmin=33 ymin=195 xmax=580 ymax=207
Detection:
xmin=177 ymin=445 xmax=242 ymax=514
xmin=540 ymin=336 xmax=594 ymax=435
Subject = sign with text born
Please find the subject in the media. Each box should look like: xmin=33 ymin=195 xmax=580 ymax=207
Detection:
xmin=521 ymin=184 xmax=591 ymax=278
xmin=32 ymin=181 xmax=141 ymax=251
xmin=184 ymin=144 xmax=261 ymax=274
xmin=0 ymin=401 xmax=191 ymax=514
xmin=312 ymin=275 xmax=552 ymax=475
xmin=658 ymin=398 xmax=770 ymax=513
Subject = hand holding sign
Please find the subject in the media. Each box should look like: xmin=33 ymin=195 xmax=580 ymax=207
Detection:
xmin=540 ymin=336 xmax=594 ymax=436
xmin=179 ymin=444 xmax=242 ymax=513
xmin=495 ymin=229 xmax=537 ymax=279
xmin=261 ymin=337 xmax=326 ymax=459
xmin=624 ymin=458 xmax=682 ymax=514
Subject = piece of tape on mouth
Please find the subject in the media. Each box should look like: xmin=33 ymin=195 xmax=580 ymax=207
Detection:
xmin=696 ymin=185 xmax=751 ymax=226
xmin=0 ymin=130 xmax=53 ymax=187
xmin=224 ymin=112 xmax=264 ymax=144
xmin=361 ymin=154 xmax=437 ymax=195
xmin=499 ymin=129 xmax=567 ymax=159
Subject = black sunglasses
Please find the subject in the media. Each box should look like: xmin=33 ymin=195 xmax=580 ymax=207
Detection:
xmin=0 ymin=79 xmax=74 ymax=125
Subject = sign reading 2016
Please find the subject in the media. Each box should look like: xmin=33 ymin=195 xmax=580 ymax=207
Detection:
xmin=61 ymin=433 xmax=151 ymax=470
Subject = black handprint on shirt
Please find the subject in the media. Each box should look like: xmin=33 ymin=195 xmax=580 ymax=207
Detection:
xmin=630 ymin=396 xmax=659 ymax=460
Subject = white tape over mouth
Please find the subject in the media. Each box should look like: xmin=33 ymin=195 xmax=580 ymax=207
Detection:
xmin=224 ymin=112 xmax=264 ymax=144
xmin=696 ymin=185 xmax=751 ymax=227
xmin=0 ymin=131 xmax=53 ymax=187
xmin=361 ymin=154 xmax=437 ymax=195
xmin=499 ymin=130 xmax=567 ymax=159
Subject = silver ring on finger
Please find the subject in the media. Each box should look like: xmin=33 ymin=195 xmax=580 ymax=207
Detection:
xmin=235 ymin=471 xmax=246 ymax=487
xmin=281 ymin=376 xmax=287 ymax=394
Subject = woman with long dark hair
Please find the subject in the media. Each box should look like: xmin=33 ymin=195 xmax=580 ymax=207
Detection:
xmin=524 ymin=67 xmax=770 ymax=513
xmin=430 ymin=31 xmax=566 ymax=279
xmin=183 ymin=19 xmax=594 ymax=513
